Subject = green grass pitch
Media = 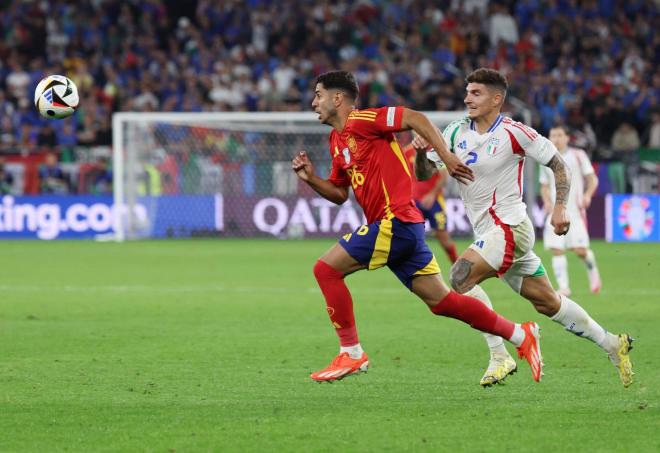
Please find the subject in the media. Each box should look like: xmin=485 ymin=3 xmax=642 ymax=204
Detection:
xmin=1 ymin=239 xmax=658 ymax=451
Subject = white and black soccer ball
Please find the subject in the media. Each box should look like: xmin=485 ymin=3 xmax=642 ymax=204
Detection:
xmin=34 ymin=75 xmax=79 ymax=119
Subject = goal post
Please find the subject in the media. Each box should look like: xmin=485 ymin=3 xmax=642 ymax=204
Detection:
xmin=112 ymin=111 xmax=466 ymax=241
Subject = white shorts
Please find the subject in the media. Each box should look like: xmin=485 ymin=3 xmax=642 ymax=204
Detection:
xmin=543 ymin=211 xmax=590 ymax=250
xmin=469 ymin=217 xmax=545 ymax=293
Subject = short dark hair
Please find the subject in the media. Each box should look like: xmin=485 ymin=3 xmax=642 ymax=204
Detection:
xmin=466 ymin=68 xmax=508 ymax=93
xmin=549 ymin=124 xmax=570 ymax=134
xmin=316 ymin=71 xmax=359 ymax=101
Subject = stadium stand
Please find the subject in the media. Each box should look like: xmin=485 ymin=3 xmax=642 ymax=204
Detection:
xmin=0 ymin=0 xmax=657 ymax=194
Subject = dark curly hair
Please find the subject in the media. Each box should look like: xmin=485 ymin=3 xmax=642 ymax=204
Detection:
xmin=316 ymin=71 xmax=359 ymax=101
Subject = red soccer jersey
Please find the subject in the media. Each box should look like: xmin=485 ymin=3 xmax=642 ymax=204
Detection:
xmin=403 ymin=144 xmax=442 ymax=201
xmin=327 ymin=107 xmax=423 ymax=224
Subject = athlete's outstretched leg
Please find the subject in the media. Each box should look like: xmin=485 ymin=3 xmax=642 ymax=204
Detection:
xmin=466 ymin=285 xmax=517 ymax=386
xmin=412 ymin=274 xmax=543 ymax=382
xmin=310 ymin=243 xmax=368 ymax=382
xmin=521 ymin=275 xmax=633 ymax=387
xmin=447 ymin=249 xmax=523 ymax=386
xmin=313 ymin=260 xmax=359 ymax=348
xmin=466 ymin=285 xmax=508 ymax=355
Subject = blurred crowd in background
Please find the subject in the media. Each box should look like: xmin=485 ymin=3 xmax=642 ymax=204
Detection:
xmin=0 ymin=0 xmax=658 ymax=195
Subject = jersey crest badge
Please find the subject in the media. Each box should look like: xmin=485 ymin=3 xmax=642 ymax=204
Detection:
xmin=487 ymin=137 xmax=500 ymax=155
xmin=347 ymin=135 xmax=357 ymax=154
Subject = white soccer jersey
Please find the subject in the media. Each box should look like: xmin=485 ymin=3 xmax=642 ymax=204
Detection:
xmin=432 ymin=115 xmax=557 ymax=236
xmin=539 ymin=147 xmax=594 ymax=215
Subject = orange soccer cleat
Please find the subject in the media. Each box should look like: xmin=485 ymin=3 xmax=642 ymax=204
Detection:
xmin=310 ymin=352 xmax=369 ymax=382
xmin=516 ymin=322 xmax=544 ymax=382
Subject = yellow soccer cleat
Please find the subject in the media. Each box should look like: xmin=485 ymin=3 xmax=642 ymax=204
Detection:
xmin=609 ymin=334 xmax=634 ymax=387
xmin=480 ymin=354 xmax=517 ymax=387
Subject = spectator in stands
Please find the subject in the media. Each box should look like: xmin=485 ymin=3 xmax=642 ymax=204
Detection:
xmin=0 ymin=159 xmax=14 ymax=194
xmin=89 ymin=157 xmax=113 ymax=195
xmin=611 ymin=122 xmax=642 ymax=155
xmin=0 ymin=91 xmax=14 ymax=118
xmin=0 ymin=0 xmax=656 ymax=197
xmin=5 ymin=59 xmax=31 ymax=103
xmin=488 ymin=3 xmax=519 ymax=47
xmin=137 ymin=158 xmax=163 ymax=196
xmin=644 ymin=110 xmax=660 ymax=149
xmin=38 ymin=152 xmax=69 ymax=194
xmin=95 ymin=116 xmax=112 ymax=147
xmin=17 ymin=123 xmax=37 ymax=151
xmin=36 ymin=123 xmax=58 ymax=150
xmin=0 ymin=117 xmax=18 ymax=154
xmin=57 ymin=121 xmax=78 ymax=162
xmin=76 ymin=115 xmax=99 ymax=148
xmin=611 ymin=122 xmax=642 ymax=192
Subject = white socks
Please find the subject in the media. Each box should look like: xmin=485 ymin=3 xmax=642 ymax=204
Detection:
xmin=340 ymin=343 xmax=364 ymax=359
xmin=551 ymin=295 xmax=618 ymax=352
xmin=466 ymin=285 xmax=510 ymax=355
xmin=583 ymin=249 xmax=597 ymax=271
xmin=509 ymin=324 xmax=525 ymax=347
xmin=551 ymin=255 xmax=569 ymax=292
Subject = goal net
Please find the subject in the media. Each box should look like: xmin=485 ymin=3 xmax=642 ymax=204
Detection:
xmin=112 ymin=111 xmax=465 ymax=241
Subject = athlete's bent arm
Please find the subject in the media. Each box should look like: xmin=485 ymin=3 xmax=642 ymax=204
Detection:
xmin=545 ymin=154 xmax=572 ymax=235
xmin=292 ymin=151 xmax=349 ymax=204
xmin=583 ymin=173 xmax=598 ymax=208
xmin=540 ymin=182 xmax=553 ymax=214
xmin=410 ymin=131 xmax=436 ymax=181
xmin=401 ymin=109 xmax=474 ymax=183
xmin=414 ymin=148 xmax=436 ymax=181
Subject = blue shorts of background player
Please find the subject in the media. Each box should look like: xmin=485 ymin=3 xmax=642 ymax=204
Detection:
xmin=338 ymin=217 xmax=440 ymax=290
xmin=415 ymin=195 xmax=447 ymax=231
xmin=413 ymin=195 xmax=458 ymax=263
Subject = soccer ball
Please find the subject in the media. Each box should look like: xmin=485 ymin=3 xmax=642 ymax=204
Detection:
xmin=34 ymin=75 xmax=79 ymax=119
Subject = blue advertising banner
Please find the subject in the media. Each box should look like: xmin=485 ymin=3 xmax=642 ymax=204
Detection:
xmin=0 ymin=195 xmax=219 ymax=240
xmin=0 ymin=195 xmax=116 ymax=239
xmin=606 ymin=194 xmax=660 ymax=242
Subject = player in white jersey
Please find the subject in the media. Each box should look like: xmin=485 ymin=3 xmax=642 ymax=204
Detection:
xmin=540 ymin=125 xmax=601 ymax=296
xmin=414 ymin=68 xmax=633 ymax=387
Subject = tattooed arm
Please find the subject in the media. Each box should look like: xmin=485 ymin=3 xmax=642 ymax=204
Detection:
xmin=414 ymin=148 xmax=435 ymax=181
xmin=545 ymin=154 xmax=571 ymax=235
xmin=402 ymin=113 xmax=474 ymax=184
xmin=547 ymin=154 xmax=571 ymax=206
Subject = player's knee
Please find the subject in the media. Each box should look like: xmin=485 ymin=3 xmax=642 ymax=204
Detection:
xmin=573 ymin=248 xmax=587 ymax=259
xmin=449 ymin=260 xmax=473 ymax=294
xmin=449 ymin=267 xmax=458 ymax=291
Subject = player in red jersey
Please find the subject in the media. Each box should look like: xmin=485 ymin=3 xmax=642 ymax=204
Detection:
xmin=403 ymin=144 xmax=459 ymax=264
xmin=292 ymin=70 xmax=543 ymax=383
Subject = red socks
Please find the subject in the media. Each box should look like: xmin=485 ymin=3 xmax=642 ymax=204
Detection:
xmin=431 ymin=290 xmax=514 ymax=340
xmin=313 ymin=260 xmax=358 ymax=346
xmin=313 ymin=260 xmax=513 ymax=346
xmin=446 ymin=244 xmax=458 ymax=263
